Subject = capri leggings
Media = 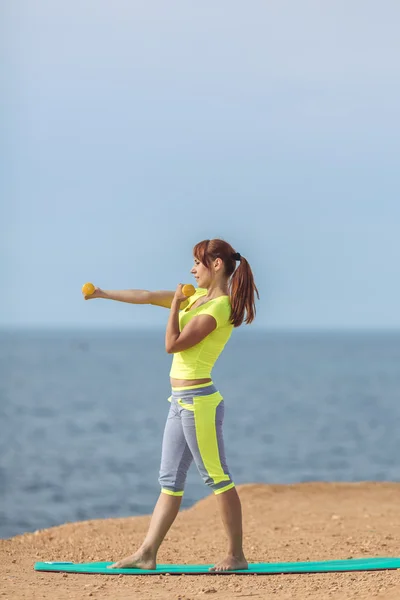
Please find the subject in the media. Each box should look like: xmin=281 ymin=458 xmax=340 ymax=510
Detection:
xmin=158 ymin=382 xmax=235 ymax=496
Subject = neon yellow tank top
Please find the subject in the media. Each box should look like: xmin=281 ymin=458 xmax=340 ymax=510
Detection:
xmin=169 ymin=288 xmax=233 ymax=380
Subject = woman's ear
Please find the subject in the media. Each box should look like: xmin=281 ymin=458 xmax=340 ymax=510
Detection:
xmin=213 ymin=257 xmax=223 ymax=271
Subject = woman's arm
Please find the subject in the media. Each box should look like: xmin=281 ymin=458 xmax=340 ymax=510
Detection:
xmin=83 ymin=287 xmax=188 ymax=309
xmin=165 ymin=287 xmax=216 ymax=353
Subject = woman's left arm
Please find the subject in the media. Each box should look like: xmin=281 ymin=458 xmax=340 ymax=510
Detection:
xmin=165 ymin=285 xmax=216 ymax=354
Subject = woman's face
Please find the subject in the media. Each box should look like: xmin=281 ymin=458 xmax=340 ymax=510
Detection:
xmin=191 ymin=257 xmax=212 ymax=288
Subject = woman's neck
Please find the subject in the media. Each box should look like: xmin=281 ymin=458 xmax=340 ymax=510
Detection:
xmin=205 ymin=281 xmax=229 ymax=299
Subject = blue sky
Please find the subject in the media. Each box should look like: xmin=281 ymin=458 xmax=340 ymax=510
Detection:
xmin=3 ymin=1 xmax=400 ymax=330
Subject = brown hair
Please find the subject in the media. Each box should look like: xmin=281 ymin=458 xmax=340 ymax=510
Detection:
xmin=193 ymin=238 xmax=259 ymax=327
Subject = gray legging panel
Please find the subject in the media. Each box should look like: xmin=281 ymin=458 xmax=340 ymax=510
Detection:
xmin=158 ymin=385 xmax=234 ymax=495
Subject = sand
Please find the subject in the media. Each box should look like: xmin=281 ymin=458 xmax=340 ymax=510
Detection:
xmin=2 ymin=483 xmax=400 ymax=600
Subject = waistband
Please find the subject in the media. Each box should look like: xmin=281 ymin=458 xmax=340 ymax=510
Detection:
xmin=171 ymin=381 xmax=214 ymax=391
xmin=171 ymin=382 xmax=217 ymax=400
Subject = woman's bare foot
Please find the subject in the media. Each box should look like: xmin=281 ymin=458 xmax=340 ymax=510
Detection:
xmin=209 ymin=554 xmax=248 ymax=572
xmin=107 ymin=548 xmax=156 ymax=570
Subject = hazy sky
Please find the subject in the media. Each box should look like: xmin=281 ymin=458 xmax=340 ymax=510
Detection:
xmin=3 ymin=1 xmax=400 ymax=330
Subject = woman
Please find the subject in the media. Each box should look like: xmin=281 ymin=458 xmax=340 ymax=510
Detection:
xmin=83 ymin=238 xmax=259 ymax=572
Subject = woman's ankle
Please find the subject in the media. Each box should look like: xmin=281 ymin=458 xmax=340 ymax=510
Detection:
xmin=228 ymin=549 xmax=246 ymax=559
xmin=138 ymin=543 xmax=157 ymax=558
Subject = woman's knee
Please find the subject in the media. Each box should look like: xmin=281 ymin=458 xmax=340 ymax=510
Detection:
xmin=158 ymin=459 xmax=191 ymax=494
xmin=201 ymin=474 xmax=235 ymax=495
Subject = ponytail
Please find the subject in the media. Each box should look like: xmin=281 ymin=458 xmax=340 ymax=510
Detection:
xmin=193 ymin=238 xmax=259 ymax=328
xmin=229 ymin=255 xmax=259 ymax=327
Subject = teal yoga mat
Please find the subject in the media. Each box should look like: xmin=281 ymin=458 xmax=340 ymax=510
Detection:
xmin=35 ymin=557 xmax=400 ymax=575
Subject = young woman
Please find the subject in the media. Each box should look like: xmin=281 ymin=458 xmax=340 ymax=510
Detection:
xmin=83 ymin=238 xmax=259 ymax=572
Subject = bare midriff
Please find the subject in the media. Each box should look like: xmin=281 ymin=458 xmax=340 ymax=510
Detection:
xmin=170 ymin=377 xmax=212 ymax=388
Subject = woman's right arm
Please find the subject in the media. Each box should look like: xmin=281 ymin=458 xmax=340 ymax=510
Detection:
xmin=83 ymin=287 xmax=187 ymax=309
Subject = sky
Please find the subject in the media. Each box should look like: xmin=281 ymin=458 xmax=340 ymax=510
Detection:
xmin=2 ymin=0 xmax=400 ymax=330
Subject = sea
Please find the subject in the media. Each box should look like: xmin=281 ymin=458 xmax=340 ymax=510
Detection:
xmin=1 ymin=328 xmax=400 ymax=540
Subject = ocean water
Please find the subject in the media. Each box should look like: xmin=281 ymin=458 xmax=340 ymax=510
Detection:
xmin=1 ymin=329 xmax=400 ymax=540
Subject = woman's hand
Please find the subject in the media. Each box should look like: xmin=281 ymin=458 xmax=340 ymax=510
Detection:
xmin=172 ymin=284 xmax=187 ymax=304
xmin=82 ymin=286 xmax=104 ymax=300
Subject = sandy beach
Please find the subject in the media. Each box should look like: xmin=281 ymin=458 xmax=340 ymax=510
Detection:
xmin=2 ymin=483 xmax=400 ymax=600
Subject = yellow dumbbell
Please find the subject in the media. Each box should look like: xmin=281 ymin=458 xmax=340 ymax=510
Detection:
xmin=182 ymin=284 xmax=196 ymax=297
xmin=82 ymin=282 xmax=95 ymax=296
